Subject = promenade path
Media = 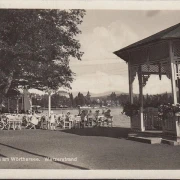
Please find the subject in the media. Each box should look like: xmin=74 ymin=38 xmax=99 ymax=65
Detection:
xmin=0 ymin=127 xmax=180 ymax=169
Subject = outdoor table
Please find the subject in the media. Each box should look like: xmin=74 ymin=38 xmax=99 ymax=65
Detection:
xmin=7 ymin=118 xmax=22 ymax=130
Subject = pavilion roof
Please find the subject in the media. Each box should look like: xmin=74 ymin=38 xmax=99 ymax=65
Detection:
xmin=114 ymin=23 xmax=180 ymax=61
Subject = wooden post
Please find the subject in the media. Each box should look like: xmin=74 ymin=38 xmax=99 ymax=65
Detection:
xmin=48 ymin=91 xmax=51 ymax=119
xmin=128 ymin=62 xmax=133 ymax=104
xmin=16 ymin=98 xmax=19 ymax=114
xmin=169 ymin=41 xmax=177 ymax=104
xmin=138 ymin=66 xmax=145 ymax=132
xmin=128 ymin=62 xmax=133 ymax=130
xmin=178 ymin=79 xmax=180 ymax=103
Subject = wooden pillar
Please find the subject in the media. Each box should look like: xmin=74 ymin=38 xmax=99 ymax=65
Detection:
xmin=16 ymin=98 xmax=19 ymax=114
xmin=128 ymin=62 xmax=133 ymax=104
xmin=169 ymin=41 xmax=177 ymax=104
xmin=128 ymin=62 xmax=133 ymax=130
xmin=138 ymin=66 xmax=145 ymax=132
xmin=178 ymin=79 xmax=180 ymax=103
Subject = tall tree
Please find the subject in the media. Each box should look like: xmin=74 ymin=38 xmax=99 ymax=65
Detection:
xmin=69 ymin=93 xmax=74 ymax=107
xmin=85 ymin=91 xmax=91 ymax=105
xmin=0 ymin=9 xmax=86 ymax=105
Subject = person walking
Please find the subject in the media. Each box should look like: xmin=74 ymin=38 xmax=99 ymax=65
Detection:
xmin=49 ymin=111 xmax=56 ymax=130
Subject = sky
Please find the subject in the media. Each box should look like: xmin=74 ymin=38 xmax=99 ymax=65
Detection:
xmin=63 ymin=10 xmax=180 ymax=95
xmin=29 ymin=10 xmax=180 ymax=95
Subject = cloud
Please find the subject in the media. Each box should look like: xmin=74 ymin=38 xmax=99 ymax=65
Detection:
xmin=71 ymin=71 xmax=171 ymax=94
xmin=79 ymin=22 xmax=139 ymax=60
xmin=70 ymin=10 xmax=180 ymax=94
xmin=71 ymin=71 xmax=128 ymax=94
xmin=70 ymin=21 xmax=140 ymax=78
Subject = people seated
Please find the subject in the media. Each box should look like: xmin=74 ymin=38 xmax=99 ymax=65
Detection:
xmin=103 ymin=109 xmax=113 ymax=126
xmin=94 ymin=110 xmax=100 ymax=120
xmin=0 ymin=107 xmax=113 ymax=130
xmin=104 ymin=109 xmax=112 ymax=118
xmin=28 ymin=112 xmax=39 ymax=129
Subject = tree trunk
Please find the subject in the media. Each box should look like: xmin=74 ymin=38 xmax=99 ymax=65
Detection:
xmin=0 ymin=72 xmax=14 ymax=107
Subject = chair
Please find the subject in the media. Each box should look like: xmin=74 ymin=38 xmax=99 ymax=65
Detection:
xmin=87 ymin=115 xmax=96 ymax=127
xmin=6 ymin=115 xmax=22 ymax=130
xmin=103 ymin=115 xmax=113 ymax=127
xmin=0 ymin=115 xmax=6 ymax=130
xmin=40 ymin=115 xmax=49 ymax=130
xmin=63 ymin=118 xmax=71 ymax=129
xmin=61 ymin=114 xmax=72 ymax=129
xmin=74 ymin=116 xmax=81 ymax=129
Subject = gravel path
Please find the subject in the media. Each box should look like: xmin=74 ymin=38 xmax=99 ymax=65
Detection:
xmin=0 ymin=128 xmax=180 ymax=169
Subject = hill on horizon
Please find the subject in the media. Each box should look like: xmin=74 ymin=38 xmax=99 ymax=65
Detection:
xmin=71 ymin=91 xmax=127 ymax=98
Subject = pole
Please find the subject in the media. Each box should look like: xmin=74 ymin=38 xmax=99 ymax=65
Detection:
xmin=178 ymin=79 xmax=180 ymax=103
xmin=128 ymin=62 xmax=133 ymax=104
xmin=169 ymin=41 xmax=177 ymax=104
xmin=48 ymin=91 xmax=51 ymax=118
xmin=128 ymin=62 xmax=134 ymax=130
xmin=138 ymin=66 xmax=145 ymax=132
xmin=16 ymin=98 xmax=19 ymax=114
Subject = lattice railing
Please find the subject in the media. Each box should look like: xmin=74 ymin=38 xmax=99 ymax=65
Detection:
xmin=143 ymin=107 xmax=162 ymax=130
xmin=173 ymin=40 xmax=180 ymax=57
xmin=141 ymin=64 xmax=166 ymax=74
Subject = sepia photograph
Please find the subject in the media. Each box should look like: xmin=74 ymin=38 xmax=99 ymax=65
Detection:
xmin=0 ymin=1 xmax=180 ymax=178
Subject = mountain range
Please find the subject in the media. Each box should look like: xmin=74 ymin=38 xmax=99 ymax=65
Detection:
xmin=71 ymin=91 xmax=128 ymax=98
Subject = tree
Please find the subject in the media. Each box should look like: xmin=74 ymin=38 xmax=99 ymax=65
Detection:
xmin=69 ymin=93 xmax=74 ymax=107
xmin=0 ymin=9 xmax=86 ymax=105
xmin=85 ymin=91 xmax=91 ymax=105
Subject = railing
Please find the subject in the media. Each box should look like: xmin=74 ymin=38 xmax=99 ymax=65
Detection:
xmin=162 ymin=112 xmax=179 ymax=136
xmin=143 ymin=107 xmax=162 ymax=130
xmin=131 ymin=114 xmax=141 ymax=130
xmin=131 ymin=107 xmax=180 ymax=137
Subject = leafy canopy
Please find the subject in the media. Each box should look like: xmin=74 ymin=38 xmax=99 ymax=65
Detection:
xmin=0 ymin=9 xmax=86 ymax=94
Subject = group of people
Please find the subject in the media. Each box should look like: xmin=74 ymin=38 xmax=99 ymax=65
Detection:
xmin=1 ymin=107 xmax=113 ymax=130
xmin=23 ymin=110 xmax=56 ymax=130
xmin=78 ymin=108 xmax=113 ymax=127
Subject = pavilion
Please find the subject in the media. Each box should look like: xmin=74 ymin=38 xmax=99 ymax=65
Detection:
xmin=114 ymin=23 xmax=180 ymax=143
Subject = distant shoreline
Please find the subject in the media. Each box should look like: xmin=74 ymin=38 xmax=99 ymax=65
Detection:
xmin=41 ymin=107 xmax=76 ymax=110
xmin=41 ymin=106 xmax=122 ymax=111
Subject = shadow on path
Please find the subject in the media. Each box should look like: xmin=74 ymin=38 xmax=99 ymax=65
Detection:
xmin=0 ymin=143 xmax=88 ymax=170
xmin=62 ymin=127 xmax=131 ymax=139
xmin=0 ymin=153 xmax=7 ymax=158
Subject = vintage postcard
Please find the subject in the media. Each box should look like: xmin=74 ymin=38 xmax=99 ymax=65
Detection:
xmin=0 ymin=0 xmax=180 ymax=179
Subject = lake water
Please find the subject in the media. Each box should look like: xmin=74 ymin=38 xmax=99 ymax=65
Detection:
xmin=43 ymin=107 xmax=130 ymax=128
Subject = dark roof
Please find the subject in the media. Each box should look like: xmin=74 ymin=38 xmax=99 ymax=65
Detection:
xmin=114 ymin=23 xmax=180 ymax=55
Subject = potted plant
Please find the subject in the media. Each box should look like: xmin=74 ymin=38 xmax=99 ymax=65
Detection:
xmin=122 ymin=102 xmax=140 ymax=117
